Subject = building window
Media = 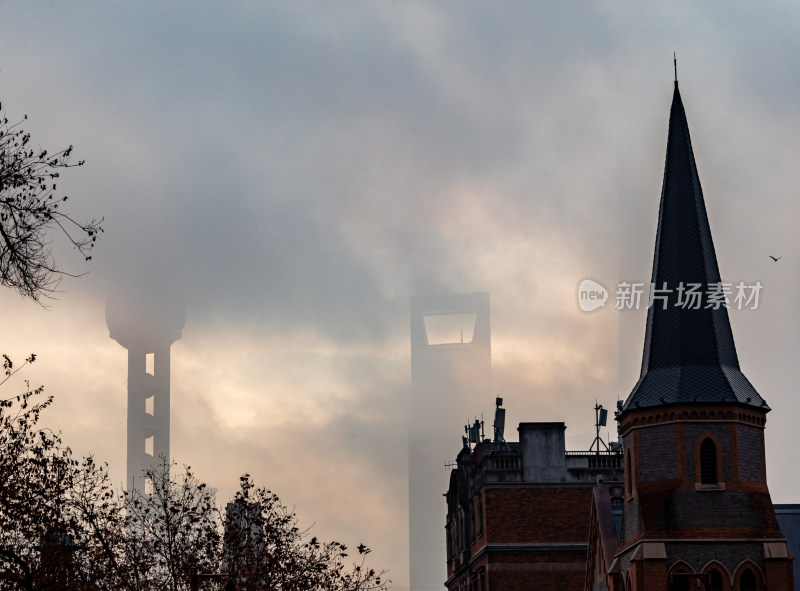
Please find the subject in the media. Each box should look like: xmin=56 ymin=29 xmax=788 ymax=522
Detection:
xmin=739 ymin=569 xmax=756 ymax=591
xmin=477 ymin=497 xmax=483 ymax=536
xmin=469 ymin=501 xmax=475 ymax=542
xmin=709 ymin=570 xmax=724 ymax=591
xmin=669 ymin=564 xmax=694 ymax=591
xmin=700 ymin=437 xmax=718 ymax=484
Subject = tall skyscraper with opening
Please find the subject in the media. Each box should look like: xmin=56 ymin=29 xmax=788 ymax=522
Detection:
xmin=410 ymin=292 xmax=491 ymax=590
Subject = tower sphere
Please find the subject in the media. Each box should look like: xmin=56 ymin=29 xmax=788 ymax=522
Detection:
xmin=106 ymin=289 xmax=186 ymax=352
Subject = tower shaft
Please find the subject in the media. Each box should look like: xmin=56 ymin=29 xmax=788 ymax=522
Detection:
xmin=126 ymin=344 xmax=171 ymax=492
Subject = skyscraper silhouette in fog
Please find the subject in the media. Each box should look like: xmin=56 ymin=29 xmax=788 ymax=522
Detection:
xmin=410 ymin=293 xmax=491 ymax=590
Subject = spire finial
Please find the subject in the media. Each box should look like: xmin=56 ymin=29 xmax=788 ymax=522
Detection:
xmin=674 ymin=53 xmax=678 ymax=85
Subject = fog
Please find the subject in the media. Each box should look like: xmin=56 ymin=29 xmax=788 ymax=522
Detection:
xmin=2 ymin=3 xmax=800 ymax=590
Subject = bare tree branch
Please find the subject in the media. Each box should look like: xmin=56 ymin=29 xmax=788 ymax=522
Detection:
xmin=0 ymin=102 xmax=103 ymax=302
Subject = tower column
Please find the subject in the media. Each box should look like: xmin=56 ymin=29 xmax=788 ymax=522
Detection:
xmin=152 ymin=344 xmax=171 ymax=470
xmin=126 ymin=346 xmax=145 ymax=491
xmin=107 ymin=290 xmax=185 ymax=495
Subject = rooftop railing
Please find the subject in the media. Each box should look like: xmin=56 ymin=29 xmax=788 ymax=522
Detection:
xmin=565 ymin=450 xmax=623 ymax=469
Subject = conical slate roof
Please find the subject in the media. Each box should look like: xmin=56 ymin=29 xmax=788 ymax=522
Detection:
xmin=621 ymin=82 xmax=766 ymax=412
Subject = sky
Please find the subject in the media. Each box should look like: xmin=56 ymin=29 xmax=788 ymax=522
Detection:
xmin=2 ymin=2 xmax=800 ymax=589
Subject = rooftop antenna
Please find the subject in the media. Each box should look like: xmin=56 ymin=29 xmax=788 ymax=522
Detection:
xmin=589 ymin=401 xmax=609 ymax=455
xmin=493 ymin=396 xmax=506 ymax=443
xmin=465 ymin=418 xmax=481 ymax=449
xmin=493 ymin=396 xmax=511 ymax=450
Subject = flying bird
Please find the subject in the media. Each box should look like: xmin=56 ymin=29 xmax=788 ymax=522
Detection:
xmin=769 ymin=256 xmax=782 ymax=262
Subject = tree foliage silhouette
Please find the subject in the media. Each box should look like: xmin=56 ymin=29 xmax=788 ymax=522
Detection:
xmin=0 ymin=355 xmax=77 ymax=590
xmin=222 ymin=474 xmax=389 ymax=590
xmin=0 ymin=368 xmax=391 ymax=590
xmin=0 ymin=102 xmax=103 ymax=301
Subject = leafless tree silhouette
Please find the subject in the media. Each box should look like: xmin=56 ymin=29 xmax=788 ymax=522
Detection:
xmin=0 ymin=102 xmax=103 ymax=302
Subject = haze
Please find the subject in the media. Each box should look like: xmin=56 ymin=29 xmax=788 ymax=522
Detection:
xmin=2 ymin=3 xmax=799 ymax=590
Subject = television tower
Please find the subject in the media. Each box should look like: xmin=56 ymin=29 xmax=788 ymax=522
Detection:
xmin=106 ymin=290 xmax=186 ymax=493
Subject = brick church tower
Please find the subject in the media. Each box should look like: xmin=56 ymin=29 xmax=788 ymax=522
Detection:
xmin=587 ymin=80 xmax=794 ymax=591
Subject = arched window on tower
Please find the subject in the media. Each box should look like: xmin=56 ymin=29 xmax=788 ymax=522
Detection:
xmin=709 ymin=570 xmax=724 ymax=591
xmin=700 ymin=437 xmax=718 ymax=485
xmin=739 ymin=568 xmax=756 ymax=591
xmin=669 ymin=563 xmax=693 ymax=591
xmin=669 ymin=575 xmax=690 ymax=591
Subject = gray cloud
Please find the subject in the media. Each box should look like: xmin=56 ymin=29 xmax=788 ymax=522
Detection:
xmin=3 ymin=2 xmax=800 ymax=589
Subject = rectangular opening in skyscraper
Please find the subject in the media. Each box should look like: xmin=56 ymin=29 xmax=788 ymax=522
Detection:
xmin=423 ymin=313 xmax=477 ymax=345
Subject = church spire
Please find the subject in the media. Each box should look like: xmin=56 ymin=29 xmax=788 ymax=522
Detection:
xmin=621 ymin=82 xmax=766 ymax=412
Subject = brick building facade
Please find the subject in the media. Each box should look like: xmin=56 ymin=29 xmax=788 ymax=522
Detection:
xmin=444 ymin=80 xmax=799 ymax=591
xmin=445 ymin=422 xmax=624 ymax=590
